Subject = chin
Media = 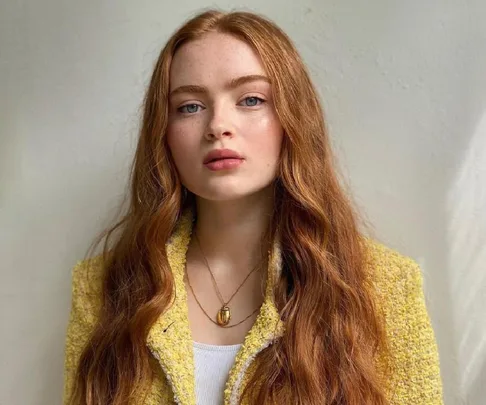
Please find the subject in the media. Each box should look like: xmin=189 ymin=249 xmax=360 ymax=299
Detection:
xmin=192 ymin=183 xmax=275 ymax=202
xmin=197 ymin=190 xmax=252 ymax=202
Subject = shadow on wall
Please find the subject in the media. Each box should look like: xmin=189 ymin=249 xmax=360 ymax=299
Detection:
xmin=446 ymin=109 xmax=486 ymax=404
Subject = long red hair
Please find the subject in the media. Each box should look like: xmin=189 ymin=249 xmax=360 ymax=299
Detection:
xmin=70 ymin=9 xmax=390 ymax=405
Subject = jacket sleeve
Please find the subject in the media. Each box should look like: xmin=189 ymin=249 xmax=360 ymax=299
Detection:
xmin=385 ymin=257 xmax=444 ymax=405
xmin=62 ymin=258 xmax=103 ymax=405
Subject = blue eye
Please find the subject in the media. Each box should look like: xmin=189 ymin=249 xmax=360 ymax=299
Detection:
xmin=177 ymin=104 xmax=202 ymax=114
xmin=240 ymin=97 xmax=265 ymax=107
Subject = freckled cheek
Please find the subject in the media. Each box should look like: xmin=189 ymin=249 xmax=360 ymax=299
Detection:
xmin=245 ymin=114 xmax=283 ymax=158
xmin=167 ymin=122 xmax=201 ymax=161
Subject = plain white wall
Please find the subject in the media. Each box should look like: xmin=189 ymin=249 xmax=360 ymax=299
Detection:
xmin=1 ymin=1 xmax=485 ymax=404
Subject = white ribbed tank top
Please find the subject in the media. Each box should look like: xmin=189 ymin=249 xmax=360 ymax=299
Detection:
xmin=193 ymin=341 xmax=242 ymax=405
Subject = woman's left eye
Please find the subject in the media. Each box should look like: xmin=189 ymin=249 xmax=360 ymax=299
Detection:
xmin=239 ymin=96 xmax=265 ymax=107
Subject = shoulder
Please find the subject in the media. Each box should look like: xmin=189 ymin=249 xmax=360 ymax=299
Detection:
xmin=71 ymin=254 xmax=105 ymax=296
xmin=362 ymin=237 xmax=424 ymax=306
xmin=361 ymin=237 xmax=428 ymax=334
xmin=363 ymin=237 xmax=421 ymax=278
xmin=68 ymin=253 xmax=106 ymax=326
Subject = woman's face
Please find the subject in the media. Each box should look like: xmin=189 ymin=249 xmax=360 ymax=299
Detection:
xmin=166 ymin=32 xmax=284 ymax=202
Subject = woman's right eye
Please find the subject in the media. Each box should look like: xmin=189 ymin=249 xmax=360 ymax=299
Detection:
xmin=177 ymin=104 xmax=203 ymax=114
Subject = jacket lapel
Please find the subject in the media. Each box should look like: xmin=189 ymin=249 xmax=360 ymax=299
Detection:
xmin=223 ymin=234 xmax=285 ymax=405
xmin=146 ymin=209 xmax=196 ymax=405
xmin=146 ymin=208 xmax=285 ymax=405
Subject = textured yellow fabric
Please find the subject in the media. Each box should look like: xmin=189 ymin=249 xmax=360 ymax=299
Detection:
xmin=63 ymin=209 xmax=443 ymax=404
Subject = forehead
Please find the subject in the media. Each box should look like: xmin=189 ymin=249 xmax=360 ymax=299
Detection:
xmin=169 ymin=32 xmax=267 ymax=90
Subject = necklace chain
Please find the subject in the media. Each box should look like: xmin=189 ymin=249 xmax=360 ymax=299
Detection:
xmin=185 ymin=270 xmax=262 ymax=328
xmin=188 ymin=230 xmax=266 ymax=328
xmin=194 ymin=232 xmax=262 ymax=306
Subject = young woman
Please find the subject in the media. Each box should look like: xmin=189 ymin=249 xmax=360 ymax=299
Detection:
xmin=63 ymin=9 xmax=443 ymax=405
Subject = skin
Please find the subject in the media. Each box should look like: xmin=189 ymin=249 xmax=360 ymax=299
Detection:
xmin=166 ymin=32 xmax=284 ymax=338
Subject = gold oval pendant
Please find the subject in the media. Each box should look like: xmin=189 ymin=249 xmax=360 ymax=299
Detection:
xmin=217 ymin=306 xmax=231 ymax=326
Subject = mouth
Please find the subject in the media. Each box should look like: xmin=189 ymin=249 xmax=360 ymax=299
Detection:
xmin=203 ymin=148 xmax=244 ymax=164
xmin=203 ymin=157 xmax=244 ymax=171
xmin=205 ymin=157 xmax=242 ymax=163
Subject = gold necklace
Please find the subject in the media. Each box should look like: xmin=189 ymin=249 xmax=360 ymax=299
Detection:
xmin=186 ymin=269 xmax=262 ymax=328
xmin=191 ymin=231 xmax=265 ymax=327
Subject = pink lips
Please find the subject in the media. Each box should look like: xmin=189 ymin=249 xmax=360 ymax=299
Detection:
xmin=203 ymin=148 xmax=244 ymax=164
xmin=203 ymin=148 xmax=244 ymax=171
xmin=204 ymin=158 xmax=244 ymax=171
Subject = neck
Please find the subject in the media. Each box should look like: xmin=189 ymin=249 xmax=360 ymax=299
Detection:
xmin=188 ymin=187 xmax=274 ymax=278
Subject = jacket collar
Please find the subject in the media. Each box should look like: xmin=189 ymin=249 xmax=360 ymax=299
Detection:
xmin=146 ymin=208 xmax=285 ymax=405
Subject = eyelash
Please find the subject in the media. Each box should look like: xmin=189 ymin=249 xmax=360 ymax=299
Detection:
xmin=176 ymin=96 xmax=266 ymax=115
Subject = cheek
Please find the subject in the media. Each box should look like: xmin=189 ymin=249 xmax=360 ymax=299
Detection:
xmin=167 ymin=121 xmax=198 ymax=161
xmin=248 ymin=114 xmax=283 ymax=158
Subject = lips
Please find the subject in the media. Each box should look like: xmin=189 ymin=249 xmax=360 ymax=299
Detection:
xmin=203 ymin=148 xmax=244 ymax=164
xmin=204 ymin=158 xmax=244 ymax=171
xmin=206 ymin=157 xmax=238 ymax=163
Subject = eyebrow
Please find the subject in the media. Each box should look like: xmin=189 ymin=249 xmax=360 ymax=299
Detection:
xmin=169 ymin=74 xmax=271 ymax=98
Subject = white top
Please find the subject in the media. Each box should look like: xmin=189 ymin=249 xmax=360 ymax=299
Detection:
xmin=193 ymin=341 xmax=242 ymax=405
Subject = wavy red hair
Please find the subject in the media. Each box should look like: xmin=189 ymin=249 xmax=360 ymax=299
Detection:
xmin=69 ymin=8 xmax=390 ymax=405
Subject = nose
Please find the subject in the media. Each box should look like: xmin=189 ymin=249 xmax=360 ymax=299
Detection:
xmin=204 ymin=103 xmax=234 ymax=141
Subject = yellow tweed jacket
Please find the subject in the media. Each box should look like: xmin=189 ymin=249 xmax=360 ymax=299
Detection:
xmin=63 ymin=209 xmax=443 ymax=405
